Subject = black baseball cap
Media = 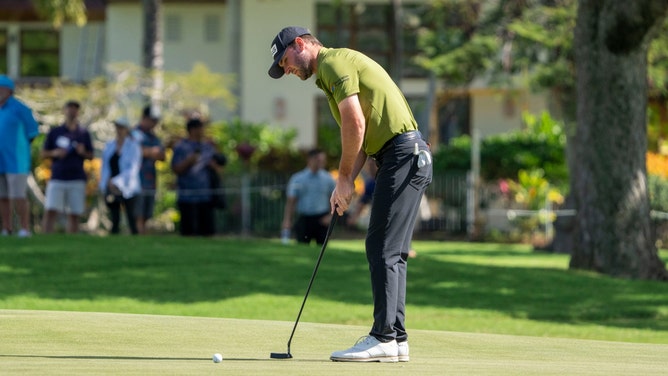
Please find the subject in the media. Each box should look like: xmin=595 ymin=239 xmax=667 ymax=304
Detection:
xmin=186 ymin=118 xmax=204 ymax=131
xmin=143 ymin=105 xmax=160 ymax=121
xmin=268 ymin=26 xmax=311 ymax=79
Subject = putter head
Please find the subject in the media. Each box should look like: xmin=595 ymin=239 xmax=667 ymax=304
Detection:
xmin=270 ymin=352 xmax=292 ymax=359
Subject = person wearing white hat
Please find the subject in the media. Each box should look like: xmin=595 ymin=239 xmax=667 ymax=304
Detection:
xmin=99 ymin=117 xmax=142 ymax=235
xmin=0 ymin=75 xmax=39 ymax=238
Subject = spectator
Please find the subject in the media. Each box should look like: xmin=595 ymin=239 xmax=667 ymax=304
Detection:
xmin=41 ymin=100 xmax=94 ymax=234
xmin=132 ymin=105 xmax=165 ymax=234
xmin=171 ymin=118 xmax=224 ymax=237
xmin=0 ymin=75 xmax=39 ymax=237
xmin=99 ymin=117 xmax=142 ymax=235
xmin=282 ymin=148 xmax=336 ymax=245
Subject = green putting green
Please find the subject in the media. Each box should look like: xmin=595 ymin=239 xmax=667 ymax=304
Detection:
xmin=1 ymin=310 xmax=666 ymax=375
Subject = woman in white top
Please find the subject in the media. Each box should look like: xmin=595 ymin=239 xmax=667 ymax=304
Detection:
xmin=99 ymin=117 xmax=142 ymax=234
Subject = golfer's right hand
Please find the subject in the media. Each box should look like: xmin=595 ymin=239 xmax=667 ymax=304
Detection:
xmin=330 ymin=179 xmax=354 ymax=216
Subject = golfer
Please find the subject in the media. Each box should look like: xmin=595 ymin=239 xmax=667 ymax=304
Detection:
xmin=268 ymin=26 xmax=432 ymax=363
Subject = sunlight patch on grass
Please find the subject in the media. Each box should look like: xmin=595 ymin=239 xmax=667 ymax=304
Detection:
xmin=433 ymin=281 xmax=466 ymax=289
xmin=0 ymin=264 xmax=30 ymax=275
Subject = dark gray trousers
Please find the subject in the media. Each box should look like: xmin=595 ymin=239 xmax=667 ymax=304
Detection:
xmin=367 ymin=136 xmax=432 ymax=343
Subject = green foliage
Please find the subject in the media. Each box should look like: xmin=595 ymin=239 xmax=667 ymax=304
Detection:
xmin=317 ymin=124 xmax=342 ymax=164
xmin=648 ymin=174 xmax=668 ymax=246
xmin=207 ymin=118 xmax=299 ymax=174
xmin=33 ymin=0 xmax=87 ymax=27
xmin=434 ymin=111 xmax=567 ymax=183
xmin=413 ymin=1 xmax=501 ymax=86
xmin=505 ymin=2 xmax=577 ymax=91
xmin=415 ymin=33 xmax=498 ymax=85
xmin=648 ymin=174 xmax=668 ymax=213
xmin=162 ymin=63 xmax=237 ymax=122
xmin=649 ymin=17 xmax=668 ymax=96
xmin=507 ymin=169 xmax=564 ymax=211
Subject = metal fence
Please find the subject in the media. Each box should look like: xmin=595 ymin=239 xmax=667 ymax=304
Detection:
xmin=200 ymin=171 xmax=473 ymax=239
xmin=25 ymin=170 xmax=578 ymax=240
xmin=146 ymin=171 xmax=668 ymax=243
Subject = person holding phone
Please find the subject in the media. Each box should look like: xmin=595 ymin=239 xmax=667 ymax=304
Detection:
xmin=171 ymin=118 xmax=224 ymax=236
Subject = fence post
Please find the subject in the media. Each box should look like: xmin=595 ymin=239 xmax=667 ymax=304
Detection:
xmin=468 ymin=129 xmax=481 ymax=239
xmin=241 ymin=172 xmax=251 ymax=236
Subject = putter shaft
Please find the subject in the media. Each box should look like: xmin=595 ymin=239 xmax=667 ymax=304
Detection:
xmin=273 ymin=212 xmax=338 ymax=359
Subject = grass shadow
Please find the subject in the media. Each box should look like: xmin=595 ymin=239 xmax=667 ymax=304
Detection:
xmin=0 ymin=235 xmax=666 ymax=334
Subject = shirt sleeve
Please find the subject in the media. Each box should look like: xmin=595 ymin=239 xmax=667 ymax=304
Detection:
xmin=320 ymin=58 xmax=360 ymax=104
xmin=171 ymin=140 xmax=191 ymax=170
xmin=43 ymin=129 xmax=56 ymax=151
xmin=83 ymin=131 xmax=94 ymax=152
xmin=286 ymin=174 xmax=300 ymax=198
xmin=20 ymin=104 xmax=39 ymax=140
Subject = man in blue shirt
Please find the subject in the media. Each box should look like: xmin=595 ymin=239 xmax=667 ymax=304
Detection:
xmin=0 ymin=75 xmax=39 ymax=237
xmin=281 ymin=148 xmax=336 ymax=244
xmin=41 ymin=100 xmax=94 ymax=234
xmin=171 ymin=118 xmax=224 ymax=236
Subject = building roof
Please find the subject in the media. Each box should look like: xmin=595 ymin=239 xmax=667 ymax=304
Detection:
xmin=106 ymin=0 xmax=226 ymax=3
xmin=0 ymin=1 xmax=228 ymax=22
xmin=0 ymin=0 xmax=105 ymax=22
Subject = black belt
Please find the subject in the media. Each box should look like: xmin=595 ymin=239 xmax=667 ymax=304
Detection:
xmin=371 ymin=130 xmax=423 ymax=159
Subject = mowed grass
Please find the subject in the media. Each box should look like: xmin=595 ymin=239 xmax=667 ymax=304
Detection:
xmin=1 ymin=234 xmax=667 ymax=344
xmin=1 ymin=235 xmax=668 ymax=374
xmin=2 ymin=310 xmax=667 ymax=376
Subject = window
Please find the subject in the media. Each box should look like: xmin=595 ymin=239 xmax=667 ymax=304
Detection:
xmin=316 ymin=2 xmax=428 ymax=79
xmin=20 ymin=29 xmax=59 ymax=77
xmin=438 ymin=96 xmax=471 ymax=144
xmin=165 ymin=14 xmax=182 ymax=42
xmin=204 ymin=15 xmax=221 ymax=42
xmin=316 ymin=2 xmax=470 ymax=141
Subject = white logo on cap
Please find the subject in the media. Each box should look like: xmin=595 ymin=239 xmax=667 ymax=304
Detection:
xmin=271 ymin=44 xmax=278 ymax=58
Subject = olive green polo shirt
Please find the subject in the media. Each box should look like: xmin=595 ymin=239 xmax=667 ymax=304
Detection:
xmin=315 ymin=47 xmax=418 ymax=155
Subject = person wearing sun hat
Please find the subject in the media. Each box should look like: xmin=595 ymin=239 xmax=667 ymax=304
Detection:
xmin=99 ymin=116 xmax=142 ymax=235
xmin=0 ymin=75 xmax=39 ymax=238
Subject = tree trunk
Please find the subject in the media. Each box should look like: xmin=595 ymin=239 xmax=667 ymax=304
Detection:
xmin=571 ymin=0 xmax=668 ymax=280
xmin=142 ymin=0 xmax=163 ymax=113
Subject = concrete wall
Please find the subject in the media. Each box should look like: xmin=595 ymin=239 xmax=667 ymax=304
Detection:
xmin=60 ymin=22 xmax=106 ymax=82
xmin=162 ymin=4 xmax=229 ymax=73
xmin=472 ymin=90 xmax=550 ymax=139
xmin=105 ymin=4 xmax=143 ymax=65
xmin=239 ymin=0 xmax=320 ymax=148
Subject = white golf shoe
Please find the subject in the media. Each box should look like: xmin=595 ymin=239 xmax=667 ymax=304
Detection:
xmin=398 ymin=341 xmax=409 ymax=362
xmin=330 ymin=335 xmax=398 ymax=362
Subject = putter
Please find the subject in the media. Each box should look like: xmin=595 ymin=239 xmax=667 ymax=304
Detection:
xmin=270 ymin=211 xmax=339 ymax=359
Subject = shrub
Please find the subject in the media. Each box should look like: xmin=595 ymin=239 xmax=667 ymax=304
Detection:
xmin=433 ymin=111 xmax=567 ymax=183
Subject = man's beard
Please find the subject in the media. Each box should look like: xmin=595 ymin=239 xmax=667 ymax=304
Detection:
xmin=295 ymin=67 xmax=313 ymax=80
xmin=293 ymin=56 xmax=313 ymax=80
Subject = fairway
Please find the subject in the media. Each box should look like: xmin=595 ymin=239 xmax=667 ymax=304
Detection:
xmin=1 ymin=309 xmax=667 ymax=375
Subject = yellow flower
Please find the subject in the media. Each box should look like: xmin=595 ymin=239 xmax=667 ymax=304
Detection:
xmin=547 ymin=190 xmax=564 ymax=205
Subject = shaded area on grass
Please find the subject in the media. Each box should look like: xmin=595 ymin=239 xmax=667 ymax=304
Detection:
xmin=0 ymin=235 xmax=666 ymax=335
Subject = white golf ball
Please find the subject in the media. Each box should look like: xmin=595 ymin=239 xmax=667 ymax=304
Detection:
xmin=212 ymin=353 xmax=223 ymax=363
